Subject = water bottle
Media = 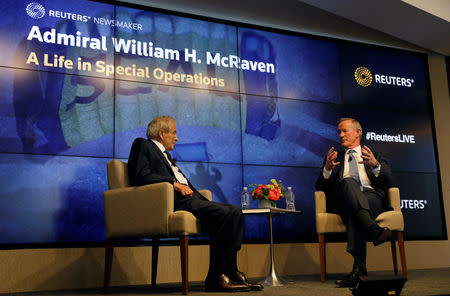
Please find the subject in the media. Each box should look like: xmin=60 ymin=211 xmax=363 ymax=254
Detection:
xmin=241 ymin=187 xmax=250 ymax=209
xmin=285 ymin=187 xmax=296 ymax=210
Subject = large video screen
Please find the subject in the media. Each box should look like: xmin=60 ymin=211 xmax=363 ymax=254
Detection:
xmin=0 ymin=0 xmax=445 ymax=246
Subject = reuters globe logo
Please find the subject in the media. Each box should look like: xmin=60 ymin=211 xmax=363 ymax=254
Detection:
xmin=26 ymin=2 xmax=45 ymax=19
xmin=354 ymin=66 xmax=373 ymax=87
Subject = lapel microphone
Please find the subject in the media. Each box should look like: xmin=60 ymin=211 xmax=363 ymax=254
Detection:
xmin=348 ymin=150 xmax=353 ymax=162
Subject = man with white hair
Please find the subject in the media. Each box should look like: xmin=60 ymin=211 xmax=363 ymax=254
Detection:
xmin=128 ymin=116 xmax=262 ymax=292
xmin=316 ymin=117 xmax=394 ymax=287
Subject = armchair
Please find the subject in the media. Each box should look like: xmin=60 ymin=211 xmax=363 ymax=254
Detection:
xmin=103 ymin=159 xmax=212 ymax=294
xmin=315 ymin=187 xmax=407 ymax=282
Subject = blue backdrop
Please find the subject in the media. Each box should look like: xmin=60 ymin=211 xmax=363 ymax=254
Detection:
xmin=0 ymin=0 xmax=444 ymax=245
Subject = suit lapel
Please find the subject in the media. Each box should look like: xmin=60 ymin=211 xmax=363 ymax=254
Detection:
xmin=148 ymin=140 xmax=174 ymax=175
xmin=364 ymin=163 xmax=372 ymax=175
xmin=336 ymin=151 xmax=345 ymax=181
xmin=147 ymin=140 xmax=196 ymax=190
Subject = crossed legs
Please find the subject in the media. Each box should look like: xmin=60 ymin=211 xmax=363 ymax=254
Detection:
xmin=335 ymin=179 xmax=392 ymax=287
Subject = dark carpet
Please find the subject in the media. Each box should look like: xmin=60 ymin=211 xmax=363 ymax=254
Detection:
xmin=3 ymin=268 xmax=450 ymax=296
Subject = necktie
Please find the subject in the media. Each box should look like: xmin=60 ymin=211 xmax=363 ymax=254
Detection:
xmin=349 ymin=150 xmax=361 ymax=187
xmin=164 ymin=151 xmax=189 ymax=185
xmin=164 ymin=151 xmax=176 ymax=166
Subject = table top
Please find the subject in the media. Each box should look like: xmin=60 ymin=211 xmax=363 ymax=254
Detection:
xmin=242 ymin=208 xmax=302 ymax=214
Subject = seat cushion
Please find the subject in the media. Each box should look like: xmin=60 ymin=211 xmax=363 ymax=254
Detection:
xmin=316 ymin=210 xmax=404 ymax=235
xmin=168 ymin=210 xmax=203 ymax=235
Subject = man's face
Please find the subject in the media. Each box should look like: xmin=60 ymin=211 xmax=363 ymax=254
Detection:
xmin=338 ymin=120 xmax=361 ymax=149
xmin=159 ymin=120 xmax=178 ymax=151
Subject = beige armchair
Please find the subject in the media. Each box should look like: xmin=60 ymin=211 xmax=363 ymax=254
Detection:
xmin=315 ymin=187 xmax=407 ymax=282
xmin=103 ymin=159 xmax=212 ymax=294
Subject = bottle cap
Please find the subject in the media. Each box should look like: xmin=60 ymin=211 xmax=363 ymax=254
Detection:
xmin=243 ymin=187 xmax=248 ymax=190
xmin=288 ymin=187 xmax=292 ymax=190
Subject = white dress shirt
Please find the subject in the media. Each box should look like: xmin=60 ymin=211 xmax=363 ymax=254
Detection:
xmin=323 ymin=145 xmax=381 ymax=190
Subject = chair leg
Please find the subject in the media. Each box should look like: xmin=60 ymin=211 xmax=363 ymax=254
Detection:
xmin=391 ymin=231 xmax=398 ymax=275
xmin=180 ymin=235 xmax=189 ymax=295
xmin=104 ymin=240 xmax=114 ymax=294
xmin=152 ymin=237 xmax=160 ymax=287
xmin=318 ymin=233 xmax=326 ymax=282
xmin=397 ymin=231 xmax=408 ymax=279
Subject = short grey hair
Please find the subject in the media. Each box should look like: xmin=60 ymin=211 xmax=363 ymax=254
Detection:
xmin=339 ymin=117 xmax=362 ymax=139
xmin=147 ymin=116 xmax=175 ymax=139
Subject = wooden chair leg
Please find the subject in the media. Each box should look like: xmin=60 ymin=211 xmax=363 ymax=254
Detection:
xmin=397 ymin=231 xmax=408 ymax=279
xmin=152 ymin=237 xmax=160 ymax=287
xmin=318 ymin=233 xmax=326 ymax=282
xmin=391 ymin=231 xmax=398 ymax=275
xmin=104 ymin=240 xmax=114 ymax=294
xmin=180 ymin=235 xmax=189 ymax=295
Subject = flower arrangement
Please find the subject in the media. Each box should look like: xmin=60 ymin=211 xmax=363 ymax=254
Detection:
xmin=249 ymin=179 xmax=286 ymax=207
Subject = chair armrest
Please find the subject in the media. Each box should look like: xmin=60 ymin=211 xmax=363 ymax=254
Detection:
xmin=198 ymin=189 xmax=212 ymax=201
xmin=103 ymin=182 xmax=174 ymax=239
xmin=388 ymin=187 xmax=401 ymax=211
xmin=315 ymin=191 xmax=327 ymax=214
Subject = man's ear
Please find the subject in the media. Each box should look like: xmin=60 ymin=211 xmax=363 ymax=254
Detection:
xmin=157 ymin=129 xmax=164 ymax=141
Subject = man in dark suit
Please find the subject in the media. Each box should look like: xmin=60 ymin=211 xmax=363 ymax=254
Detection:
xmin=127 ymin=116 xmax=262 ymax=292
xmin=316 ymin=117 xmax=394 ymax=287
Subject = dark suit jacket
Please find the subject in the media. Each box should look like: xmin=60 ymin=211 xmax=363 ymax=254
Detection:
xmin=127 ymin=138 xmax=205 ymax=201
xmin=315 ymin=149 xmax=394 ymax=213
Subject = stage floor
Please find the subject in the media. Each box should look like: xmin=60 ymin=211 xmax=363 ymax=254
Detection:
xmin=3 ymin=268 xmax=450 ymax=296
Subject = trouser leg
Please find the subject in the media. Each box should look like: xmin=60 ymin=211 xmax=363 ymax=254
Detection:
xmin=346 ymin=215 xmax=367 ymax=260
xmin=340 ymin=178 xmax=386 ymax=217
xmin=340 ymin=178 xmax=370 ymax=215
xmin=175 ymin=193 xmax=244 ymax=277
xmin=339 ymin=179 xmax=387 ymax=255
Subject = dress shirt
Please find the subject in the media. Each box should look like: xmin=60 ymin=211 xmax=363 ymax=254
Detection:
xmin=323 ymin=145 xmax=381 ymax=190
xmin=152 ymin=139 xmax=189 ymax=185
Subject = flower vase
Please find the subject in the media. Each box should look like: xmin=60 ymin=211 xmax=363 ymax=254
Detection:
xmin=259 ymin=199 xmax=276 ymax=209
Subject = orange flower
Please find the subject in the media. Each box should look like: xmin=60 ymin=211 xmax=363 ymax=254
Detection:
xmin=268 ymin=188 xmax=282 ymax=201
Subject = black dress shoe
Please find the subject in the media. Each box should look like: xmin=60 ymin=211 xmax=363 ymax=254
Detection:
xmin=373 ymin=227 xmax=393 ymax=246
xmin=230 ymin=271 xmax=264 ymax=291
xmin=205 ymin=273 xmax=251 ymax=292
xmin=335 ymin=269 xmax=360 ymax=287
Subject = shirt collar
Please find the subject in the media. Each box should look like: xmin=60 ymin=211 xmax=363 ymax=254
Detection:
xmin=346 ymin=145 xmax=361 ymax=155
xmin=151 ymin=139 xmax=166 ymax=153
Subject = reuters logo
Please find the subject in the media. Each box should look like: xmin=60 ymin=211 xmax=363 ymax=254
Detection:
xmin=354 ymin=66 xmax=373 ymax=87
xmin=26 ymin=2 xmax=45 ymax=19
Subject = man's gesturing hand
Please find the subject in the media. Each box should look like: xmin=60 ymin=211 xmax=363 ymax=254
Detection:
xmin=360 ymin=145 xmax=378 ymax=168
xmin=325 ymin=147 xmax=340 ymax=171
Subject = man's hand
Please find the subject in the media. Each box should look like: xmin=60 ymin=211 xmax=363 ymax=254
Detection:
xmin=360 ymin=145 xmax=378 ymax=167
xmin=325 ymin=147 xmax=340 ymax=171
xmin=174 ymin=182 xmax=194 ymax=197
